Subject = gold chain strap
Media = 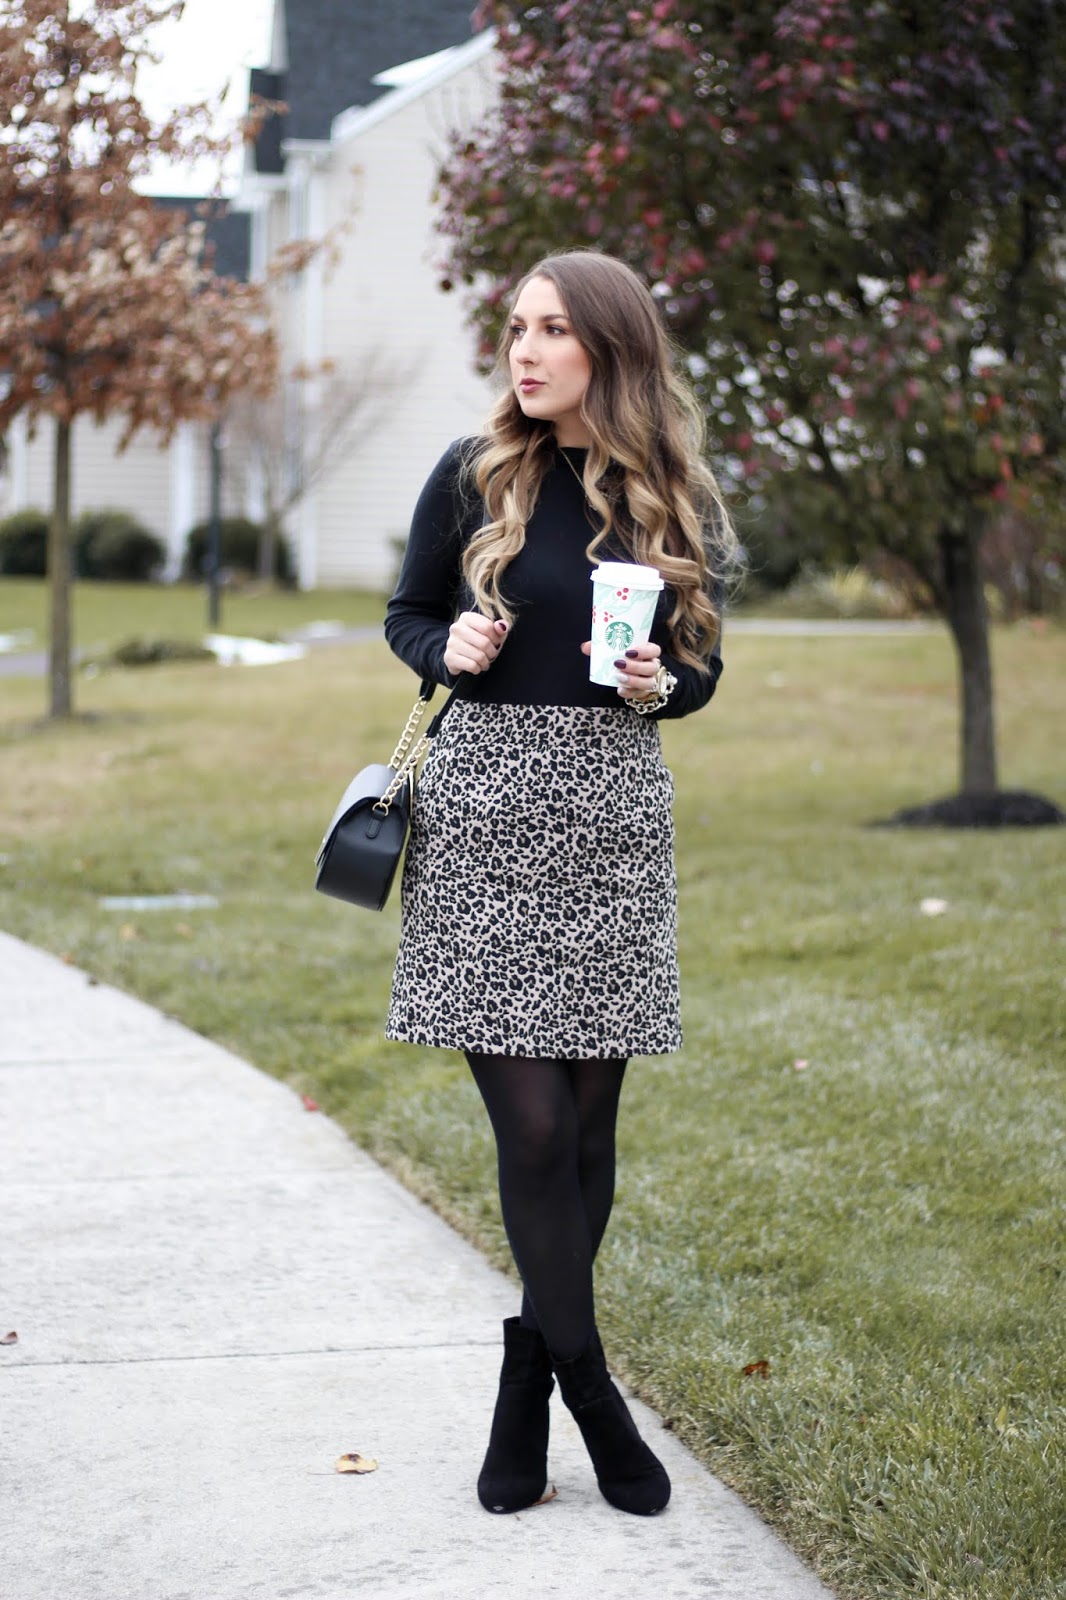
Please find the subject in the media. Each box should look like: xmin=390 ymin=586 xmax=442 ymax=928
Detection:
xmin=387 ymin=694 xmax=431 ymax=771
xmin=372 ymin=693 xmax=434 ymax=817
xmin=373 ymin=732 xmax=429 ymax=815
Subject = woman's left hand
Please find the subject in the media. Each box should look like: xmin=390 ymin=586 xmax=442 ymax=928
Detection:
xmin=580 ymin=639 xmax=662 ymax=701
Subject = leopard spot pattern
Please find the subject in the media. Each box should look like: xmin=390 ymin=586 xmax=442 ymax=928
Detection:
xmin=385 ymin=701 xmax=681 ymax=1059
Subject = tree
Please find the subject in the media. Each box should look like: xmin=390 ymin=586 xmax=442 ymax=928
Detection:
xmin=223 ymin=355 xmax=405 ymax=586
xmin=0 ymin=0 xmax=278 ymax=718
xmin=437 ymin=0 xmax=1066 ymax=808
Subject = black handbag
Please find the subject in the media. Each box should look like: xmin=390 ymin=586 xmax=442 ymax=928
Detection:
xmin=314 ymin=675 xmax=463 ymax=911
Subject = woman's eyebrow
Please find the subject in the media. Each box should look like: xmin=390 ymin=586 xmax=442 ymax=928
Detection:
xmin=510 ymin=310 xmax=571 ymax=327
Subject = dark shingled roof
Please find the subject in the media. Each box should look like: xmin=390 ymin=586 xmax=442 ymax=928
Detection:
xmin=254 ymin=0 xmax=482 ymax=162
xmin=249 ymin=67 xmax=286 ymax=175
xmin=151 ymin=197 xmax=252 ymax=281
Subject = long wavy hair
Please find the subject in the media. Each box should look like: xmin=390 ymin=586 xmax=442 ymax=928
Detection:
xmin=460 ymin=249 xmax=739 ymax=671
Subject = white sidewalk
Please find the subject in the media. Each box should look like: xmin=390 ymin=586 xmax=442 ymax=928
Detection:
xmin=0 ymin=931 xmax=833 ymax=1600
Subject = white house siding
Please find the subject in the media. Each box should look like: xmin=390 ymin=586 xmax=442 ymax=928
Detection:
xmin=13 ymin=414 xmax=247 ymax=576
xmin=18 ymin=414 xmax=173 ymax=544
xmin=307 ymin=47 xmax=498 ymax=588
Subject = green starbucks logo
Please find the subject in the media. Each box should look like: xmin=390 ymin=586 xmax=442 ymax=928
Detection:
xmin=605 ymin=620 xmax=634 ymax=649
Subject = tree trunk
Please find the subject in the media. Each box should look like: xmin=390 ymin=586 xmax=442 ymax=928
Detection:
xmin=207 ymin=421 xmax=223 ymax=629
xmin=258 ymin=505 xmax=278 ymax=585
xmin=940 ymin=527 xmax=998 ymax=795
xmin=48 ymin=416 xmax=73 ymax=719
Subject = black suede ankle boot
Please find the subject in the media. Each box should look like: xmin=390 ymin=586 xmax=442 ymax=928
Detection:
xmin=477 ymin=1317 xmax=555 ymax=1513
xmin=552 ymin=1331 xmax=671 ymax=1515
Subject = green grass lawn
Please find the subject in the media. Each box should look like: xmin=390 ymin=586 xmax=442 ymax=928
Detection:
xmin=1 ymin=618 xmax=1063 ymax=1600
xmin=0 ymin=577 xmax=384 ymax=656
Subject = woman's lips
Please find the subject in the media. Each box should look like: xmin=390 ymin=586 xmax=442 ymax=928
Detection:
xmin=519 ymin=379 xmax=544 ymax=392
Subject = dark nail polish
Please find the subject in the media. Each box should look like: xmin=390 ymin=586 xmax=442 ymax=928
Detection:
xmin=625 ymin=649 xmax=639 ymax=659
xmin=613 ymin=659 xmax=627 ymax=670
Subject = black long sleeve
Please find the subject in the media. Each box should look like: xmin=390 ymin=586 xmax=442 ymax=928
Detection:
xmin=383 ymin=440 xmax=471 ymax=687
xmin=385 ymin=439 xmax=723 ymax=716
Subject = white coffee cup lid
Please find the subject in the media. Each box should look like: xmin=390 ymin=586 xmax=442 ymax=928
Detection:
xmin=590 ymin=561 xmax=664 ymax=591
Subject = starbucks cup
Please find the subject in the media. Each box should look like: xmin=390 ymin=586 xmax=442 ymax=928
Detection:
xmin=588 ymin=561 xmax=665 ymax=686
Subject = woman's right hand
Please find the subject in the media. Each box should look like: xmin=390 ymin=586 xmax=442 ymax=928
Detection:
xmin=444 ymin=612 xmax=509 ymax=676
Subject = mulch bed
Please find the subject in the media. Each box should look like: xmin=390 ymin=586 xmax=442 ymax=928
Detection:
xmin=875 ymin=790 xmax=1065 ymax=828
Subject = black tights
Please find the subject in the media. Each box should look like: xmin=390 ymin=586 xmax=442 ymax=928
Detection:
xmin=466 ymin=1053 xmax=627 ymax=1361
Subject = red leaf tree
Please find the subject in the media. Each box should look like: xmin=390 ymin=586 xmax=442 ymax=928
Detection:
xmin=0 ymin=0 xmax=278 ymax=718
xmin=438 ymin=0 xmax=1066 ymax=808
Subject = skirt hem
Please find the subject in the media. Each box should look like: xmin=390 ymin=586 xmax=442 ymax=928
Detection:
xmin=384 ymin=1027 xmax=683 ymax=1059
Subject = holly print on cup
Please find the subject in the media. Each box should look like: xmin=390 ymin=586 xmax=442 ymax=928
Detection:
xmin=588 ymin=562 xmax=664 ymax=686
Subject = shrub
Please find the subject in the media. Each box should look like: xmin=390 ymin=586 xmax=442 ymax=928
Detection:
xmin=0 ymin=507 xmax=166 ymax=581
xmin=74 ymin=509 xmax=165 ymax=582
xmin=182 ymin=517 xmax=294 ymax=584
xmin=0 ymin=509 xmax=49 ymax=576
xmin=106 ymin=637 xmax=216 ymax=667
xmin=755 ymin=564 xmax=919 ymax=621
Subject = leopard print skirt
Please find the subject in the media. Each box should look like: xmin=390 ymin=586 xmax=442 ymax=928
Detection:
xmin=385 ymin=700 xmax=681 ymax=1059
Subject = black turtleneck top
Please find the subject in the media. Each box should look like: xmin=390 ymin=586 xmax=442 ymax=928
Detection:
xmin=384 ymin=439 xmax=723 ymax=721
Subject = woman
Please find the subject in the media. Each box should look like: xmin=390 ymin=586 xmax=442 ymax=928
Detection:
xmin=384 ymin=249 xmax=737 ymax=1517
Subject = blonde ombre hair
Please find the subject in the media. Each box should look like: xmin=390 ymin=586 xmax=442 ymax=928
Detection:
xmin=460 ymin=250 xmax=739 ymax=672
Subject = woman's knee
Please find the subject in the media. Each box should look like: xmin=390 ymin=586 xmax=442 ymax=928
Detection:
xmin=576 ymin=1120 xmax=616 ymax=1177
xmin=500 ymin=1097 xmax=579 ymax=1187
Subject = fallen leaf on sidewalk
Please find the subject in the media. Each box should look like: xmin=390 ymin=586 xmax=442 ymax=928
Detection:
xmin=742 ymin=1359 xmax=771 ymax=1379
xmin=336 ymin=1452 xmax=377 ymax=1475
xmin=302 ymin=1095 xmax=320 ymax=1112
xmin=1 ymin=1330 xmax=18 ymax=1345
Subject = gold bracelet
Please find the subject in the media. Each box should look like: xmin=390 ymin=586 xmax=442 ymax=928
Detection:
xmin=630 ymin=665 xmax=677 ymax=716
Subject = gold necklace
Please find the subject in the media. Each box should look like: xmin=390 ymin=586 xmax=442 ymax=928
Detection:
xmin=557 ymin=444 xmax=587 ymax=494
xmin=557 ymin=444 xmax=604 ymax=534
